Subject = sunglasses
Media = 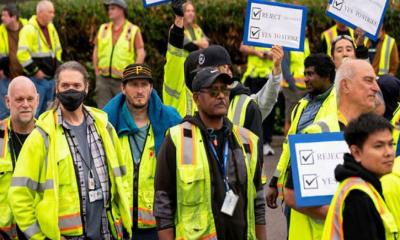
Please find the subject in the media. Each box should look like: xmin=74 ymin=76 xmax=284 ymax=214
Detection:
xmin=332 ymin=34 xmax=353 ymax=45
xmin=199 ymin=87 xmax=231 ymax=97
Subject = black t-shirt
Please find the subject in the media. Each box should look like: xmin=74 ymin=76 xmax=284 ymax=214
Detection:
xmin=9 ymin=130 xmax=29 ymax=165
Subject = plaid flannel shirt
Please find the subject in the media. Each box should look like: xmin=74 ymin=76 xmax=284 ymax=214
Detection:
xmin=58 ymin=107 xmax=111 ymax=239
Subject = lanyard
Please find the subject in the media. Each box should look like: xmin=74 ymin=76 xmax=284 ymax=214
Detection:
xmin=208 ymin=140 xmax=230 ymax=191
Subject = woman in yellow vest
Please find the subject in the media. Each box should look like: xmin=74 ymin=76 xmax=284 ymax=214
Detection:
xmin=182 ymin=1 xmax=209 ymax=54
xmin=322 ymin=113 xmax=398 ymax=240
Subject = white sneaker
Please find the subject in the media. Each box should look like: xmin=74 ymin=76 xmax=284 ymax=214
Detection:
xmin=263 ymin=143 xmax=275 ymax=156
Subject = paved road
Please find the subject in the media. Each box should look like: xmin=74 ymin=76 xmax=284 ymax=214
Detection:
xmin=265 ymin=135 xmax=287 ymax=240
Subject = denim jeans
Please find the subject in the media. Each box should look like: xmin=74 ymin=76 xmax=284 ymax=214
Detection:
xmin=0 ymin=77 xmax=10 ymax=120
xmin=30 ymin=77 xmax=55 ymax=118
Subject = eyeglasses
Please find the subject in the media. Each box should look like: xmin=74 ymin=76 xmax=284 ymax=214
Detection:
xmin=199 ymin=87 xmax=231 ymax=97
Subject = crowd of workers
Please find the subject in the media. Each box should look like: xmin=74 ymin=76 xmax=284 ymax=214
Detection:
xmin=0 ymin=0 xmax=400 ymax=239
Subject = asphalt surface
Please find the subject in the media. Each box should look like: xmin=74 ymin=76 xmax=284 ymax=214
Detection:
xmin=264 ymin=135 xmax=287 ymax=240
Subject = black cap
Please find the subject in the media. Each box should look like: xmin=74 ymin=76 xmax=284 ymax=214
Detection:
xmin=192 ymin=67 xmax=233 ymax=92
xmin=198 ymin=45 xmax=232 ymax=67
xmin=122 ymin=64 xmax=153 ymax=83
xmin=184 ymin=49 xmax=202 ymax=91
xmin=184 ymin=45 xmax=232 ymax=92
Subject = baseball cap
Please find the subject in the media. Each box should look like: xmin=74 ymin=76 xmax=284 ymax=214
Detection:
xmin=184 ymin=45 xmax=232 ymax=91
xmin=192 ymin=67 xmax=233 ymax=92
xmin=122 ymin=64 xmax=153 ymax=83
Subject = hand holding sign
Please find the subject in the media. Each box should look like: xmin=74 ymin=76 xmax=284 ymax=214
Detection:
xmin=243 ymin=0 xmax=308 ymax=51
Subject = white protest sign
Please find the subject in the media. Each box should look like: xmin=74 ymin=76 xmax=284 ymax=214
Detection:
xmin=142 ymin=0 xmax=170 ymax=8
xmin=243 ymin=0 xmax=308 ymax=51
xmin=289 ymin=133 xmax=349 ymax=207
xmin=326 ymin=0 xmax=389 ymax=40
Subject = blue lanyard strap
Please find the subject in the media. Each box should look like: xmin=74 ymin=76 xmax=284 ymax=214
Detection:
xmin=209 ymin=140 xmax=230 ymax=191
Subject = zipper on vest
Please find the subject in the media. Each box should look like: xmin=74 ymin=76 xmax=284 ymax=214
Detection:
xmin=73 ymin=165 xmax=86 ymax=235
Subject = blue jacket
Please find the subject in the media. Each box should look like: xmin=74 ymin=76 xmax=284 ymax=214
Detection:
xmin=104 ymin=90 xmax=182 ymax=154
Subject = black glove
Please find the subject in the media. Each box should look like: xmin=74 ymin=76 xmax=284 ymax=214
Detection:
xmin=171 ymin=0 xmax=186 ymax=17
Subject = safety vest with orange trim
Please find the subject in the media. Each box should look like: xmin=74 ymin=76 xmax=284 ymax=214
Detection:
xmin=8 ymin=107 xmax=132 ymax=240
xmin=281 ymin=38 xmax=310 ymax=90
xmin=96 ymin=20 xmax=139 ymax=79
xmin=169 ymin=121 xmax=259 ymax=240
xmin=120 ymin=125 xmax=157 ymax=228
xmin=0 ymin=118 xmax=17 ymax=240
xmin=322 ymin=177 xmax=398 ymax=240
xmin=321 ymin=25 xmax=354 ymax=56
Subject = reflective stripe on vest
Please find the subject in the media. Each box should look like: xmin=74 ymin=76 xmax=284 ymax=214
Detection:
xmin=58 ymin=213 xmax=82 ymax=232
xmin=137 ymin=207 xmax=156 ymax=226
xmin=23 ymin=221 xmax=41 ymax=239
xmin=322 ymin=177 xmax=398 ymax=240
xmin=378 ymin=35 xmax=395 ymax=75
xmin=227 ymin=94 xmax=252 ymax=127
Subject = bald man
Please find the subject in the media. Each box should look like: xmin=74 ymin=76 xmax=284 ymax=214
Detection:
xmin=283 ymin=59 xmax=380 ymax=240
xmin=17 ymin=0 xmax=62 ymax=117
xmin=0 ymin=76 xmax=38 ymax=239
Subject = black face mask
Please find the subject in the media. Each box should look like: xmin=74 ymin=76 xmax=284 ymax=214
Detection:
xmin=57 ymin=89 xmax=86 ymax=112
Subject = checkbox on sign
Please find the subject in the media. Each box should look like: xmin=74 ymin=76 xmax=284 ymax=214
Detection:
xmin=332 ymin=0 xmax=344 ymax=11
xmin=299 ymin=150 xmax=314 ymax=165
xmin=303 ymin=174 xmax=318 ymax=189
xmin=250 ymin=26 xmax=260 ymax=39
xmin=251 ymin=7 xmax=262 ymax=20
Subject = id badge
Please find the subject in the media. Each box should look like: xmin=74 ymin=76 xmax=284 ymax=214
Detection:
xmin=221 ymin=190 xmax=239 ymax=216
xmin=88 ymin=170 xmax=95 ymax=190
xmin=88 ymin=189 xmax=103 ymax=203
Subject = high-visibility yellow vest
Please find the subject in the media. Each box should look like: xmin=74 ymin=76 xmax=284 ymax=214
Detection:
xmin=0 ymin=18 xmax=27 ymax=58
xmin=391 ymin=104 xmax=400 ymax=156
xmin=183 ymin=24 xmax=204 ymax=56
xmin=8 ymin=107 xmax=132 ymax=240
xmin=241 ymin=47 xmax=274 ymax=83
xmin=321 ymin=25 xmax=354 ymax=57
xmin=378 ymin=34 xmax=396 ymax=75
xmin=120 ymin=125 xmax=157 ymax=229
xmin=184 ymin=24 xmax=204 ymax=43
xmin=322 ymin=177 xmax=398 ymax=240
xmin=227 ymin=94 xmax=267 ymax=184
xmin=169 ymin=121 xmax=259 ymax=239
xmin=281 ymin=38 xmax=310 ymax=90
xmin=96 ymin=20 xmax=139 ymax=79
xmin=17 ymin=15 xmax=62 ymax=75
xmin=275 ymin=88 xmax=337 ymax=199
xmin=381 ymin=157 xmax=400 ymax=230
xmin=0 ymin=118 xmax=17 ymax=240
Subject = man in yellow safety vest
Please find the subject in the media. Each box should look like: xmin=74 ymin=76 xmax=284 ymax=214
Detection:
xmin=8 ymin=61 xmax=132 ymax=239
xmin=93 ymin=0 xmax=146 ymax=108
xmin=103 ymin=63 xmax=181 ymax=239
xmin=154 ymin=67 xmax=266 ymax=239
xmin=0 ymin=76 xmax=38 ymax=240
xmin=322 ymin=113 xmax=398 ymax=240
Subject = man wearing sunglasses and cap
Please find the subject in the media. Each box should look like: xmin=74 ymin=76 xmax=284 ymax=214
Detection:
xmin=154 ymin=67 xmax=266 ymax=240
xmin=104 ymin=63 xmax=181 ymax=239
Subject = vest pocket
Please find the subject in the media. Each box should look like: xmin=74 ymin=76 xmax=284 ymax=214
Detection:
xmin=177 ymin=167 xmax=205 ymax=205
xmin=177 ymin=211 xmax=211 ymax=240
